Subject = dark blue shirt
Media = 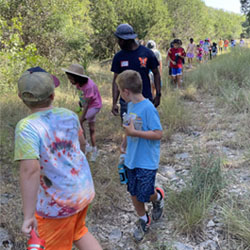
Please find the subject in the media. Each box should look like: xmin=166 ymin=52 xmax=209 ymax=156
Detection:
xmin=111 ymin=45 xmax=159 ymax=100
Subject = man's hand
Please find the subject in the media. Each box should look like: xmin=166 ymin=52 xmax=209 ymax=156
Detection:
xmin=123 ymin=119 xmax=135 ymax=136
xmin=153 ymin=95 xmax=161 ymax=108
xmin=112 ymin=104 xmax=119 ymax=116
xmin=22 ymin=217 xmax=38 ymax=238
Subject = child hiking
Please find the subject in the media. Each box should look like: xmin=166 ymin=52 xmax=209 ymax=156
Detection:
xmin=168 ymin=39 xmax=186 ymax=88
xmin=146 ymin=40 xmax=162 ymax=98
xmin=211 ymin=42 xmax=218 ymax=58
xmin=63 ymin=64 xmax=102 ymax=162
xmin=15 ymin=68 xmax=102 ymax=250
xmin=196 ymin=44 xmax=203 ymax=63
xmin=186 ymin=38 xmax=196 ymax=68
xmin=218 ymin=38 xmax=224 ymax=53
xmin=117 ymin=70 xmax=164 ymax=242
xmin=203 ymin=38 xmax=210 ymax=62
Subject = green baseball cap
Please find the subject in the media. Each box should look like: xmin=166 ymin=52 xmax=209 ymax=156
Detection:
xmin=18 ymin=71 xmax=55 ymax=102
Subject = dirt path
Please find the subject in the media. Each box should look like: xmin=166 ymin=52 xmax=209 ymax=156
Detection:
xmin=88 ymin=92 xmax=250 ymax=250
xmin=1 ymin=91 xmax=249 ymax=250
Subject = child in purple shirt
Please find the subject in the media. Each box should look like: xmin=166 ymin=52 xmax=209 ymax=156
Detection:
xmin=63 ymin=64 xmax=102 ymax=162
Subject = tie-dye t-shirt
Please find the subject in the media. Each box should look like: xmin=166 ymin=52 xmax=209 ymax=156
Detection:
xmin=14 ymin=107 xmax=95 ymax=218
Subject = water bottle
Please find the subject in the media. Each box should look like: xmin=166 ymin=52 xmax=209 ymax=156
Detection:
xmin=122 ymin=112 xmax=130 ymax=126
xmin=118 ymin=154 xmax=128 ymax=184
xmin=27 ymin=229 xmax=46 ymax=250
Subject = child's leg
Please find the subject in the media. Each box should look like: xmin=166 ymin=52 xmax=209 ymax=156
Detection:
xmin=177 ymin=75 xmax=182 ymax=88
xmin=74 ymin=232 xmax=102 ymax=250
xmin=88 ymin=122 xmax=96 ymax=147
xmin=131 ymin=195 xmax=146 ymax=216
xmin=80 ymin=120 xmax=86 ymax=138
xmin=172 ymin=75 xmax=177 ymax=85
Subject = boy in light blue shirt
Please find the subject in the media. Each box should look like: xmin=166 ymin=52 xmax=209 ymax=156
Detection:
xmin=117 ymin=70 xmax=164 ymax=242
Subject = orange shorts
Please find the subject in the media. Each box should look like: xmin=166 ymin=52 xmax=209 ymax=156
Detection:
xmin=35 ymin=206 xmax=88 ymax=250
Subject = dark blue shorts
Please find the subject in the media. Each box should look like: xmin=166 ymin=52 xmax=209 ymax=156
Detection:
xmin=125 ymin=167 xmax=157 ymax=202
xmin=172 ymin=68 xmax=182 ymax=76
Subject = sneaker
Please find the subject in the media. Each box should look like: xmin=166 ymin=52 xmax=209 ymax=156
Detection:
xmin=85 ymin=144 xmax=93 ymax=153
xmin=90 ymin=149 xmax=99 ymax=162
xmin=133 ymin=215 xmax=151 ymax=242
xmin=152 ymin=187 xmax=165 ymax=221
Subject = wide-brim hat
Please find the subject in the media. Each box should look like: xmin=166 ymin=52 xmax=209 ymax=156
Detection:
xmin=114 ymin=23 xmax=137 ymax=40
xmin=61 ymin=64 xmax=88 ymax=80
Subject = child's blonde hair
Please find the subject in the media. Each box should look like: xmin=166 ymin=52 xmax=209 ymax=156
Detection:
xmin=116 ymin=70 xmax=142 ymax=94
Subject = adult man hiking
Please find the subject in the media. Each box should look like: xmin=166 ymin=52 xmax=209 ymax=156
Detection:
xmin=111 ymin=24 xmax=161 ymax=117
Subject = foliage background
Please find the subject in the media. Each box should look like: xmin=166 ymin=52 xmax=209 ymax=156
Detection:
xmin=0 ymin=0 xmax=247 ymax=90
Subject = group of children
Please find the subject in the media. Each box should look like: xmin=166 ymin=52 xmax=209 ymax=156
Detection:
xmin=14 ymin=25 xmax=243 ymax=248
xmin=165 ymin=37 xmax=235 ymax=85
xmin=15 ymin=56 xmax=164 ymax=248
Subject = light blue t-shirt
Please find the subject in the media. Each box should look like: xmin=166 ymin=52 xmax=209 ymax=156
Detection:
xmin=124 ymin=99 xmax=162 ymax=170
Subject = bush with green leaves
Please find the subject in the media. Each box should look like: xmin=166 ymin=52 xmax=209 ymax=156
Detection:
xmin=0 ymin=17 xmax=48 ymax=92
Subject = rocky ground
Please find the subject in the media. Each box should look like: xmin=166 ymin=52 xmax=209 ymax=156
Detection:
xmin=1 ymin=92 xmax=250 ymax=250
xmin=86 ymin=93 xmax=250 ymax=250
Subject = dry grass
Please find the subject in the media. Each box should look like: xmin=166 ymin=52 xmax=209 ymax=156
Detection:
xmin=1 ymin=50 xmax=250 ymax=249
xmin=166 ymin=154 xmax=223 ymax=234
xmin=220 ymin=194 xmax=250 ymax=248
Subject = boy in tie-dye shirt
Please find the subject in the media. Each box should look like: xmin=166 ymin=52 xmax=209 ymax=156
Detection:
xmin=14 ymin=68 xmax=102 ymax=250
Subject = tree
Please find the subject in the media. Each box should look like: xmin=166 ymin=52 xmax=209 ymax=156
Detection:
xmin=1 ymin=0 xmax=93 ymax=65
xmin=89 ymin=0 xmax=118 ymax=59
xmin=240 ymin=0 xmax=250 ymax=37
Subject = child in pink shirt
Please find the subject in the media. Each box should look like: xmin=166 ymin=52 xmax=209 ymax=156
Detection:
xmin=63 ymin=64 xmax=102 ymax=161
xmin=196 ymin=45 xmax=203 ymax=63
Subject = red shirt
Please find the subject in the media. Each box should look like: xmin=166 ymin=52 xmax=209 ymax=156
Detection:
xmin=168 ymin=47 xmax=186 ymax=68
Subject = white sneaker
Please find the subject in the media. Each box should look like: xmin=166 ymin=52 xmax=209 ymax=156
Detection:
xmin=90 ymin=149 xmax=99 ymax=162
xmin=85 ymin=144 xmax=93 ymax=153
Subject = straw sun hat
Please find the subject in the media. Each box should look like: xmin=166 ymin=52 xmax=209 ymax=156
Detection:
xmin=62 ymin=64 xmax=88 ymax=79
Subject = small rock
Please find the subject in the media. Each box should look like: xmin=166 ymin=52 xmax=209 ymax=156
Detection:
xmin=174 ymin=241 xmax=194 ymax=250
xmin=160 ymin=166 xmax=178 ymax=180
xmin=0 ymin=228 xmax=13 ymax=250
xmin=155 ymin=173 xmax=169 ymax=187
xmin=175 ymin=153 xmax=190 ymax=160
xmin=243 ymin=175 xmax=250 ymax=181
xmin=199 ymin=240 xmax=217 ymax=250
xmin=207 ymin=220 xmax=215 ymax=227
xmin=109 ymin=228 xmax=122 ymax=242
xmin=189 ymin=131 xmax=201 ymax=137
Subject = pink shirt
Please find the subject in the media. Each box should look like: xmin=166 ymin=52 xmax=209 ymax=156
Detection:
xmin=197 ymin=48 xmax=203 ymax=57
xmin=187 ymin=43 xmax=196 ymax=54
xmin=77 ymin=78 xmax=102 ymax=109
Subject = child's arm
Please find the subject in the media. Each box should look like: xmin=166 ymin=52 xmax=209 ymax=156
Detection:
xmin=166 ymin=53 xmax=169 ymax=65
xmin=123 ymin=119 xmax=162 ymax=140
xmin=167 ymin=50 xmax=176 ymax=65
xmin=79 ymin=131 xmax=86 ymax=153
xmin=20 ymin=159 xmax=40 ymax=237
xmin=79 ymin=98 xmax=91 ymax=126
xmin=120 ymin=135 xmax=127 ymax=153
